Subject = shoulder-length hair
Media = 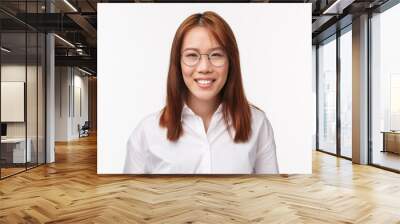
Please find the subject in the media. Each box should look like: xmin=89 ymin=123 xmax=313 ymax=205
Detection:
xmin=159 ymin=11 xmax=252 ymax=143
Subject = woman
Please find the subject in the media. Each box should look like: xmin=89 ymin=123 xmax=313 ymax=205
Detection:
xmin=124 ymin=11 xmax=278 ymax=174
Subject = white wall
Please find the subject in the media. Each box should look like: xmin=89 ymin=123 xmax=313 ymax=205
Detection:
xmin=1 ymin=65 xmax=41 ymax=138
xmin=1 ymin=65 xmax=26 ymax=130
xmin=55 ymin=67 xmax=89 ymax=141
xmin=55 ymin=66 xmax=69 ymax=141
xmin=98 ymin=3 xmax=313 ymax=174
xmin=71 ymin=72 xmax=89 ymax=138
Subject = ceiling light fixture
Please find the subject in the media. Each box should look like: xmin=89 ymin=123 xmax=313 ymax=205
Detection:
xmin=63 ymin=0 xmax=78 ymax=12
xmin=76 ymin=48 xmax=84 ymax=55
xmin=1 ymin=47 xmax=11 ymax=53
xmin=322 ymin=0 xmax=354 ymax=14
xmin=54 ymin=34 xmax=75 ymax=48
xmin=78 ymin=67 xmax=93 ymax=76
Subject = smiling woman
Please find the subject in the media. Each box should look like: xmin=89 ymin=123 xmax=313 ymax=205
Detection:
xmin=124 ymin=11 xmax=279 ymax=174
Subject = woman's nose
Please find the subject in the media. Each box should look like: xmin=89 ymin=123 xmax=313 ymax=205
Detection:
xmin=197 ymin=55 xmax=212 ymax=73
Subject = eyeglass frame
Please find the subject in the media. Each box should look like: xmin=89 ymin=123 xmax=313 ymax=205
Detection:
xmin=180 ymin=49 xmax=228 ymax=67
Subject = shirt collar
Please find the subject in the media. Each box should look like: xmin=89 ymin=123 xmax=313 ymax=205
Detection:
xmin=181 ymin=103 xmax=223 ymax=120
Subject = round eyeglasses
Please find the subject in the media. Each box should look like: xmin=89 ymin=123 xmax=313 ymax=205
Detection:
xmin=181 ymin=49 xmax=227 ymax=67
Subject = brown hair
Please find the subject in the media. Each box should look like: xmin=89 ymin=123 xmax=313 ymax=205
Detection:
xmin=159 ymin=11 xmax=252 ymax=143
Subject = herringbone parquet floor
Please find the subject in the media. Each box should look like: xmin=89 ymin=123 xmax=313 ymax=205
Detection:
xmin=1 ymin=134 xmax=400 ymax=223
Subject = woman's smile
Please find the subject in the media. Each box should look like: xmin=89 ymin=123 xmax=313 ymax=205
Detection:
xmin=194 ymin=78 xmax=216 ymax=88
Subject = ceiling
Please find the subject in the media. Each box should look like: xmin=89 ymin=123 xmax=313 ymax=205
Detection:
xmin=0 ymin=0 xmax=393 ymax=75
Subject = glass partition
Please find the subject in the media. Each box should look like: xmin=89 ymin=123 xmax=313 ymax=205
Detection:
xmin=27 ymin=0 xmax=38 ymax=170
xmin=339 ymin=28 xmax=352 ymax=158
xmin=317 ymin=36 xmax=337 ymax=155
xmin=0 ymin=1 xmax=46 ymax=179
xmin=371 ymin=3 xmax=400 ymax=171
xmin=27 ymin=31 xmax=38 ymax=169
xmin=1 ymin=31 xmax=28 ymax=177
xmin=38 ymin=32 xmax=45 ymax=165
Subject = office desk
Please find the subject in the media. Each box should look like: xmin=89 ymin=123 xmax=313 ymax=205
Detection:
xmin=381 ymin=131 xmax=400 ymax=154
xmin=1 ymin=138 xmax=32 ymax=163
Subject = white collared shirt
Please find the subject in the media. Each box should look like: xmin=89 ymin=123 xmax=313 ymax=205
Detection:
xmin=124 ymin=104 xmax=278 ymax=174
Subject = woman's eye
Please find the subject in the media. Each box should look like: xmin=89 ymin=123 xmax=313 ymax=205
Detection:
xmin=185 ymin=54 xmax=198 ymax=57
xmin=211 ymin=53 xmax=223 ymax=57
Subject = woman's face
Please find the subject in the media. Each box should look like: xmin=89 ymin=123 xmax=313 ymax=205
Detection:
xmin=180 ymin=26 xmax=229 ymax=104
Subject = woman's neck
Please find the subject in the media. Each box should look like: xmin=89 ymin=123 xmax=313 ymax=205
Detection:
xmin=186 ymin=96 xmax=220 ymax=129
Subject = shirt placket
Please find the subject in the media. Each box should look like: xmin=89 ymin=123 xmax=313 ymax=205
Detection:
xmin=195 ymin=115 xmax=212 ymax=173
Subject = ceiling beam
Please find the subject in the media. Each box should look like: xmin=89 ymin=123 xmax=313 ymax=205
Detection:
xmin=67 ymin=13 xmax=97 ymax=46
xmin=322 ymin=0 xmax=356 ymax=14
xmin=55 ymin=55 xmax=96 ymax=69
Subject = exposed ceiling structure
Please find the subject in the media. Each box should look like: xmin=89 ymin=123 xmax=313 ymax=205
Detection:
xmin=0 ymin=0 xmax=393 ymax=76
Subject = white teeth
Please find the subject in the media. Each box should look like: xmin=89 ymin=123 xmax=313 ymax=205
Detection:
xmin=196 ymin=80 xmax=212 ymax=84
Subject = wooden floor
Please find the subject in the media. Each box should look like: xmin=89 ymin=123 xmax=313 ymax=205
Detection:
xmin=1 ymin=135 xmax=400 ymax=223
xmin=373 ymin=150 xmax=400 ymax=171
xmin=0 ymin=167 xmax=26 ymax=178
xmin=1 ymin=162 xmax=44 ymax=178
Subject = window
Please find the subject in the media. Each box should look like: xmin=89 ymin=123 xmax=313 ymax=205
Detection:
xmin=318 ymin=36 xmax=337 ymax=155
xmin=339 ymin=28 xmax=352 ymax=158
xmin=370 ymin=2 xmax=400 ymax=171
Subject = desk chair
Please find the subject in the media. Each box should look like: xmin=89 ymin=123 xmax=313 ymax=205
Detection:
xmin=79 ymin=121 xmax=90 ymax=138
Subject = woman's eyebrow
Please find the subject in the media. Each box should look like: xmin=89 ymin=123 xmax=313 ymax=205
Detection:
xmin=182 ymin=47 xmax=224 ymax=51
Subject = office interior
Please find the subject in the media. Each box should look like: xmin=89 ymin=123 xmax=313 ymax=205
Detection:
xmin=0 ymin=0 xmax=399 ymax=222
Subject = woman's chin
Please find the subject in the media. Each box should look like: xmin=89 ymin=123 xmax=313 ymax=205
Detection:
xmin=191 ymin=92 xmax=218 ymax=102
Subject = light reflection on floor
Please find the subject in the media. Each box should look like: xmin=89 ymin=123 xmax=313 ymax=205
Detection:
xmin=372 ymin=150 xmax=400 ymax=171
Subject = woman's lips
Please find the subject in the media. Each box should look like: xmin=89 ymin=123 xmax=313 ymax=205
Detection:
xmin=194 ymin=79 xmax=215 ymax=88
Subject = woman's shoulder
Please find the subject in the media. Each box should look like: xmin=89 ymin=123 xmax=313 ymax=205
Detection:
xmin=249 ymin=105 xmax=268 ymax=122
xmin=141 ymin=110 xmax=163 ymax=123
xmin=126 ymin=110 xmax=166 ymax=150
xmin=249 ymin=104 xmax=274 ymax=129
xmin=130 ymin=110 xmax=163 ymax=137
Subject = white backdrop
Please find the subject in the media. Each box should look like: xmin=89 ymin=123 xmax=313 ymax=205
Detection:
xmin=98 ymin=3 xmax=312 ymax=174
